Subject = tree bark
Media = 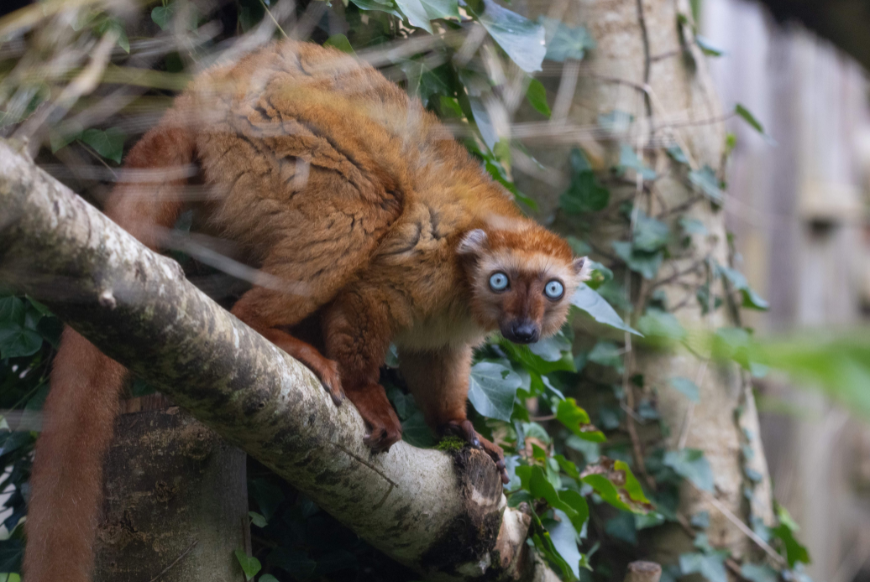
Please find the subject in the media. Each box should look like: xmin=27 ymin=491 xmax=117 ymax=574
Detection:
xmin=94 ymin=409 xmax=249 ymax=582
xmin=0 ymin=139 xmax=553 ymax=582
xmin=515 ymin=0 xmax=776 ymax=569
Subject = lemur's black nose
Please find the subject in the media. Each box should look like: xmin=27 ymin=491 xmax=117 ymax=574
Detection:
xmin=509 ymin=321 xmax=539 ymax=344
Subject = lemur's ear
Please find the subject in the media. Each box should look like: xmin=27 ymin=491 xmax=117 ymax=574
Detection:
xmin=457 ymin=229 xmax=488 ymax=256
xmin=573 ymin=257 xmax=592 ymax=281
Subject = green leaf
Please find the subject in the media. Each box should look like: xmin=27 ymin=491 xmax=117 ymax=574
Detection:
xmin=324 ymin=34 xmax=355 ymax=53
xmin=349 ymin=0 xmax=404 ymax=18
xmin=664 ymin=449 xmax=714 ymax=492
xmin=605 ymin=512 xmax=637 ymax=545
xmin=695 ymin=35 xmax=726 ymax=57
xmin=249 ymin=478 xmax=284 ymax=520
xmin=740 ymin=564 xmax=778 ymax=582
xmin=96 ymin=17 xmax=129 ymax=53
xmin=151 ymin=4 xmax=175 ymax=30
xmin=580 ymin=458 xmax=654 ymax=514
xmin=79 ymin=128 xmax=126 ymax=164
xmin=401 ymin=409 xmax=438 ymax=447
xmin=526 ymin=78 xmax=551 ymax=117
xmin=234 ymin=549 xmax=262 ymax=581
xmin=524 ymin=466 xmax=589 ymax=531
xmin=556 ymin=398 xmax=605 ymax=442
xmin=688 ymin=165 xmax=724 ymax=203
xmin=669 ymin=376 xmax=700 ymax=403
xmin=468 ymin=361 xmax=522 ymax=421
xmin=735 ymin=103 xmax=766 ymax=135
xmin=632 ymin=211 xmax=670 ymax=252
xmin=0 ymin=296 xmax=25 ymax=326
xmin=680 ymin=552 xmax=728 ymax=582
xmin=395 ymin=0 xmax=433 ymax=32
xmin=718 ymin=265 xmax=769 ymax=311
xmin=637 ymin=309 xmax=687 ymax=343
xmin=570 ymin=285 xmax=641 ymax=335
xmin=587 ymin=341 xmax=623 ymax=373
xmin=614 ymin=460 xmax=653 ymax=507
xmin=618 ymin=144 xmax=657 ymax=180
xmin=545 ymin=509 xmax=582 ymax=578
xmin=539 ymin=16 xmax=595 ymax=62
xmin=0 ymin=324 xmax=42 ymax=359
xmin=612 ymin=241 xmax=663 ymax=280
xmin=419 ymin=0 xmax=459 ymax=19
xmin=667 ymin=145 xmax=690 ymax=165
xmin=469 ymin=0 xmax=546 ymax=73
xmin=560 ymin=172 xmax=609 ymax=214
xmin=248 ymin=511 xmax=267 ymax=528
xmin=679 ymin=217 xmax=708 ymax=235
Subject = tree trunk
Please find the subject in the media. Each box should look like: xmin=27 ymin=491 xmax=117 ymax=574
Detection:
xmin=94 ymin=408 xmax=249 ymax=582
xmin=515 ymin=0 xmax=776 ymax=568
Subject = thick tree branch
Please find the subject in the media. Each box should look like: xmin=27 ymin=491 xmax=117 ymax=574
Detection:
xmin=0 ymin=139 xmax=556 ymax=582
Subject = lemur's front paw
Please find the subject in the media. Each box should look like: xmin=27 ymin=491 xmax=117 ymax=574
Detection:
xmin=345 ymin=384 xmax=403 ymax=452
xmin=443 ymin=419 xmax=508 ymax=484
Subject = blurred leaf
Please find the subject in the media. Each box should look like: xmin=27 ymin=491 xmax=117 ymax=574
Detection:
xmin=667 ymin=145 xmax=689 ymax=165
xmin=80 ymin=128 xmax=126 ymax=164
xmin=560 ymin=172 xmax=609 ymax=214
xmin=718 ymin=265 xmax=769 ymax=311
xmin=234 ymin=549 xmax=262 ymax=581
xmin=526 ymin=78 xmax=551 ymax=117
xmin=695 ymin=35 xmax=726 ymax=57
xmin=588 ymin=341 xmax=623 ymax=373
xmin=680 ymin=552 xmax=727 ymax=582
xmin=469 ymin=0 xmax=546 ymax=73
xmin=664 ymin=449 xmax=714 ymax=492
xmin=468 ymin=361 xmax=522 ymax=421
xmin=324 ymin=34 xmax=354 ymax=53
xmin=605 ymin=512 xmax=637 ymax=545
xmin=350 ymin=0 xmax=403 ymax=18
xmin=669 ymin=376 xmax=700 ymax=403
xmin=735 ymin=103 xmax=770 ymax=138
xmin=419 ymin=0 xmax=459 ymax=19
xmin=688 ymin=165 xmax=724 ymax=203
xmin=539 ymin=16 xmax=595 ymax=62
xmin=571 ymin=285 xmax=641 ymax=335
xmin=248 ymin=511 xmax=267 ymax=527
xmin=556 ymin=398 xmax=605 ymax=442
xmin=618 ymin=144 xmax=657 ymax=180
xmin=638 ymin=309 xmax=687 ymax=343
xmin=632 ymin=211 xmax=670 ymax=252
xmin=679 ymin=217 xmax=708 ymax=235
xmin=741 ymin=563 xmax=778 ymax=582
xmin=612 ymin=241 xmax=663 ymax=280
xmin=151 ymin=4 xmax=176 ymax=30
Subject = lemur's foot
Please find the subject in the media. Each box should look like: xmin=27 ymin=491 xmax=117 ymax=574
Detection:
xmin=443 ymin=419 xmax=508 ymax=484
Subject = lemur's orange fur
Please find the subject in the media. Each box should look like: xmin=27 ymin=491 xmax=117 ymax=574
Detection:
xmin=24 ymin=40 xmax=588 ymax=582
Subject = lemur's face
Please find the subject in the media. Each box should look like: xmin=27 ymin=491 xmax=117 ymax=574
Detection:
xmin=458 ymin=227 xmax=589 ymax=344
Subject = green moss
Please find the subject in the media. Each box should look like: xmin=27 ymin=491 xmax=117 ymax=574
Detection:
xmin=435 ymin=436 xmax=466 ymax=452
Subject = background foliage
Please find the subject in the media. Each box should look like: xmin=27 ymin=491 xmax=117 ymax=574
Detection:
xmin=3 ymin=0 xmax=866 ymax=580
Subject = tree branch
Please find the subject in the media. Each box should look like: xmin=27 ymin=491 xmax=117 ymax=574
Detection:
xmin=0 ymin=139 xmax=556 ymax=582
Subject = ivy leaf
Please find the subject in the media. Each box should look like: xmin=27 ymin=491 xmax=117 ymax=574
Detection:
xmin=669 ymin=376 xmax=700 ymax=403
xmin=0 ymin=296 xmax=25 ymax=326
xmin=401 ymin=410 xmax=438 ymax=447
xmin=632 ymin=211 xmax=670 ymax=252
xmin=612 ymin=241 xmax=663 ymax=280
xmin=560 ymin=172 xmax=609 ymax=214
xmin=324 ymin=34 xmax=355 ymax=54
xmin=637 ymin=309 xmax=687 ymax=343
xmin=80 ymin=128 xmax=126 ymax=164
xmin=545 ymin=509 xmax=582 ymax=578
xmin=470 ymin=0 xmax=546 ymax=73
xmin=539 ymin=16 xmax=595 ymax=62
xmin=468 ymin=361 xmax=522 ymax=421
xmin=234 ymin=549 xmax=262 ymax=581
xmin=664 ymin=449 xmax=714 ymax=492
xmin=248 ymin=511 xmax=267 ymax=528
xmin=556 ymin=398 xmax=605 ymax=443
xmin=151 ymin=4 xmax=175 ymax=30
xmin=740 ymin=563 xmax=779 ymax=582
xmin=419 ymin=0 xmax=459 ymax=19
xmin=688 ymin=165 xmax=724 ymax=203
xmin=571 ymin=285 xmax=641 ymax=335
xmin=0 ymin=297 xmax=43 ymax=358
xmin=580 ymin=458 xmax=653 ymax=514
xmin=618 ymin=144 xmax=657 ymax=180
xmin=395 ymin=0 xmax=434 ymax=32
xmin=695 ymin=35 xmax=726 ymax=57
xmin=249 ymin=478 xmax=284 ymax=521
xmin=349 ymin=0 xmax=403 ymax=19
xmin=526 ymin=78 xmax=551 ymax=117
xmin=667 ymin=145 xmax=690 ymax=165
xmin=679 ymin=217 xmax=708 ymax=235
xmin=680 ymin=552 xmax=728 ymax=582
xmin=469 ymin=97 xmax=497 ymax=151
xmin=587 ymin=341 xmax=623 ymax=373
xmin=718 ymin=265 xmax=769 ymax=311
xmin=519 ymin=465 xmax=589 ymax=531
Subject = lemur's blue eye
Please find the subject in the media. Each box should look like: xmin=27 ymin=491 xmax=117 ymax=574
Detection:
xmin=489 ymin=272 xmax=509 ymax=291
xmin=544 ymin=280 xmax=564 ymax=300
